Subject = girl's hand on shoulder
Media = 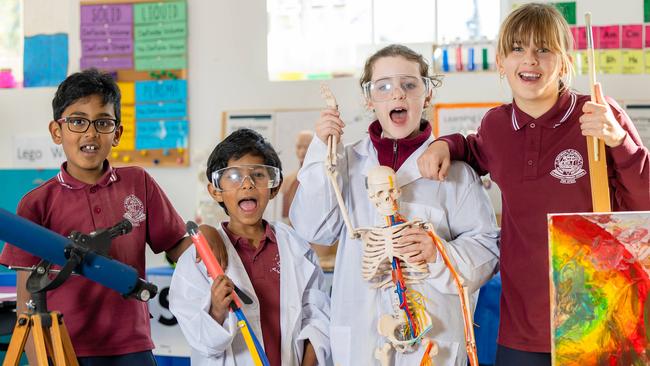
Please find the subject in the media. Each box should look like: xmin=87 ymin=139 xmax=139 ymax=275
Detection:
xmin=315 ymin=108 xmax=345 ymax=144
xmin=395 ymin=227 xmax=438 ymax=263
xmin=417 ymin=140 xmax=451 ymax=181
xmin=579 ymin=82 xmax=627 ymax=147
xmin=209 ymin=274 xmax=234 ymax=325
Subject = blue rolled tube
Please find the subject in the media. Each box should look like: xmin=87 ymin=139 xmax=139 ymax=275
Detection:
xmin=0 ymin=208 xmax=145 ymax=298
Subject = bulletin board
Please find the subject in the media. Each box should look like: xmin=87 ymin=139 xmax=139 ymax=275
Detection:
xmin=432 ymin=103 xmax=501 ymax=137
xmin=79 ymin=0 xmax=189 ymax=167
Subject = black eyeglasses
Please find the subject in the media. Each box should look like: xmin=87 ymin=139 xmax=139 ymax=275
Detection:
xmin=57 ymin=117 xmax=119 ymax=134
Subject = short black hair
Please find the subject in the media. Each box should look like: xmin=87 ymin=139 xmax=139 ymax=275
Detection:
xmin=52 ymin=68 xmax=121 ymax=122
xmin=206 ymin=128 xmax=283 ymax=213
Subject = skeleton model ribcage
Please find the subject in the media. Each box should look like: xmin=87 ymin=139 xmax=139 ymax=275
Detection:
xmin=357 ymin=219 xmax=431 ymax=289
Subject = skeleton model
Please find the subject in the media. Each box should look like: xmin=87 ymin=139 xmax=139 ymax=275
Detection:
xmin=320 ymin=84 xmax=479 ymax=366
xmin=360 ymin=166 xmax=437 ymax=365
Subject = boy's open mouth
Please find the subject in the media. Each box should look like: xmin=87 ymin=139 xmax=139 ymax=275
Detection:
xmin=80 ymin=144 xmax=99 ymax=153
xmin=389 ymin=108 xmax=408 ymax=124
xmin=238 ymin=198 xmax=258 ymax=212
xmin=519 ymin=72 xmax=541 ymax=81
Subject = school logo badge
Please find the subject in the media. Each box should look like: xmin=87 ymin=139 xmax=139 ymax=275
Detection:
xmin=550 ymin=149 xmax=586 ymax=184
xmin=123 ymin=194 xmax=146 ymax=226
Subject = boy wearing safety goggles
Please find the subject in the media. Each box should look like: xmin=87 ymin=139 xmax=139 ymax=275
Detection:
xmin=169 ymin=128 xmax=332 ymax=366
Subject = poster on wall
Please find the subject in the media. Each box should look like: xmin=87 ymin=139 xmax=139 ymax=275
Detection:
xmin=12 ymin=135 xmax=65 ymax=168
xmin=79 ymin=0 xmax=189 ymax=167
xmin=432 ymin=103 xmax=501 ymax=137
xmin=548 ymin=212 xmax=650 ymax=366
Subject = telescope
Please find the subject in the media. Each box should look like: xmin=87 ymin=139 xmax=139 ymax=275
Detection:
xmin=0 ymin=207 xmax=156 ymax=301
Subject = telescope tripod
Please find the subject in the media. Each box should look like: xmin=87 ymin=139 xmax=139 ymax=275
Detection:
xmin=3 ymin=304 xmax=78 ymax=366
xmin=3 ymin=260 xmax=81 ymax=366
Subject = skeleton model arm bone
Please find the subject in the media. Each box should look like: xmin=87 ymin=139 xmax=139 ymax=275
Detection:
xmin=320 ymin=83 xmax=358 ymax=239
xmin=289 ymin=129 xmax=352 ymax=245
xmin=290 ymin=84 xmax=359 ymax=243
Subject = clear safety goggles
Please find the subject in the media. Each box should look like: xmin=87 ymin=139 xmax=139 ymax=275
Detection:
xmin=211 ymin=164 xmax=282 ymax=192
xmin=362 ymin=75 xmax=435 ymax=102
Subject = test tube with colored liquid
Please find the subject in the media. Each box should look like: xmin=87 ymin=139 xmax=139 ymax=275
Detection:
xmin=467 ymin=46 xmax=476 ymax=71
xmin=442 ymin=47 xmax=450 ymax=73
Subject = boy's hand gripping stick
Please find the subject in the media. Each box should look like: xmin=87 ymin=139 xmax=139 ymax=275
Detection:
xmin=186 ymin=221 xmax=269 ymax=366
xmin=320 ymin=83 xmax=358 ymax=239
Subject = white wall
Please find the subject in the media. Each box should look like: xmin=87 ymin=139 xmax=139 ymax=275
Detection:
xmin=1 ymin=0 xmax=649 ymax=265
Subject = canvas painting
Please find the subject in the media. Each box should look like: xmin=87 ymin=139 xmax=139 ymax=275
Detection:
xmin=549 ymin=212 xmax=649 ymax=366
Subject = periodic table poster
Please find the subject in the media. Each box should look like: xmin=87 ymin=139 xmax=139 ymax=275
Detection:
xmin=80 ymin=0 xmax=188 ymax=167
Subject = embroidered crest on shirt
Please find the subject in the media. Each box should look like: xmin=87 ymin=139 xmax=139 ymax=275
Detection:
xmin=550 ymin=149 xmax=586 ymax=184
xmin=270 ymin=253 xmax=280 ymax=275
xmin=123 ymin=194 xmax=146 ymax=226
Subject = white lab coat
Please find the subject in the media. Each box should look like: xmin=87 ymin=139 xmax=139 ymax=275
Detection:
xmin=290 ymin=135 xmax=500 ymax=366
xmin=169 ymin=221 xmax=332 ymax=366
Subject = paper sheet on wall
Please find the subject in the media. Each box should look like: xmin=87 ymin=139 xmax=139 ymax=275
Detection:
xmin=136 ymin=80 xmax=187 ymax=102
xmin=435 ymin=105 xmax=496 ymax=137
xmin=621 ymin=24 xmax=642 ymax=49
xmin=136 ymin=120 xmax=188 ymax=150
xmin=621 ymin=50 xmax=644 ymax=74
xmin=225 ymin=115 xmax=274 ymax=143
xmin=597 ymin=50 xmax=622 ymax=74
xmin=597 ymin=25 xmax=620 ymax=49
xmin=12 ymin=135 xmax=65 ymax=168
xmin=23 ymin=34 xmax=69 ymax=87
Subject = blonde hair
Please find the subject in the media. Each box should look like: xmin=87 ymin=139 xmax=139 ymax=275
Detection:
xmin=497 ymin=3 xmax=574 ymax=91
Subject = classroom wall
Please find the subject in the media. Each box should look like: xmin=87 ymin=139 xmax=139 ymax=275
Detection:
xmin=1 ymin=0 xmax=649 ymax=266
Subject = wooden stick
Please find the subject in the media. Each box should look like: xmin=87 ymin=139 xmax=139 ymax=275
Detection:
xmin=585 ymin=12 xmax=599 ymax=162
xmin=584 ymin=12 xmax=612 ymax=212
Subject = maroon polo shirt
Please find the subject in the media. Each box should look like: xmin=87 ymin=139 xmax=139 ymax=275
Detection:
xmin=439 ymin=91 xmax=650 ymax=352
xmin=369 ymin=119 xmax=432 ymax=171
xmin=222 ymin=221 xmax=281 ymax=366
xmin=0 ymin=161 xmax=186 ymax=356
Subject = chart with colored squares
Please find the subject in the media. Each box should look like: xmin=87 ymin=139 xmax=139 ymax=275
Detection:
xmin=80 ymin=0 xmax=189 ymax=167
xmin=563 ymin=0 xmax=650 ymax=76
xmin=548 ymin=212 xmax=650 ymax=366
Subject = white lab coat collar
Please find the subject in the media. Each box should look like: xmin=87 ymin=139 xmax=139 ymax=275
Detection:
xmin=352 ymin=134 xmax=434 ymax=188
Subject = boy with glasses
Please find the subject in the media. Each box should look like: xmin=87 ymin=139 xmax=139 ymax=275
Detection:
xmin=169 ymin=128 xmax=331 ymax=366
xmin=0 ymin=68 xmax=224 ymax=366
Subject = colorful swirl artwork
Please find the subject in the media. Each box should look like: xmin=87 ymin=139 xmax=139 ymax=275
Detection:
xmin=549 ymin=212 xmax=649 ymax=366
